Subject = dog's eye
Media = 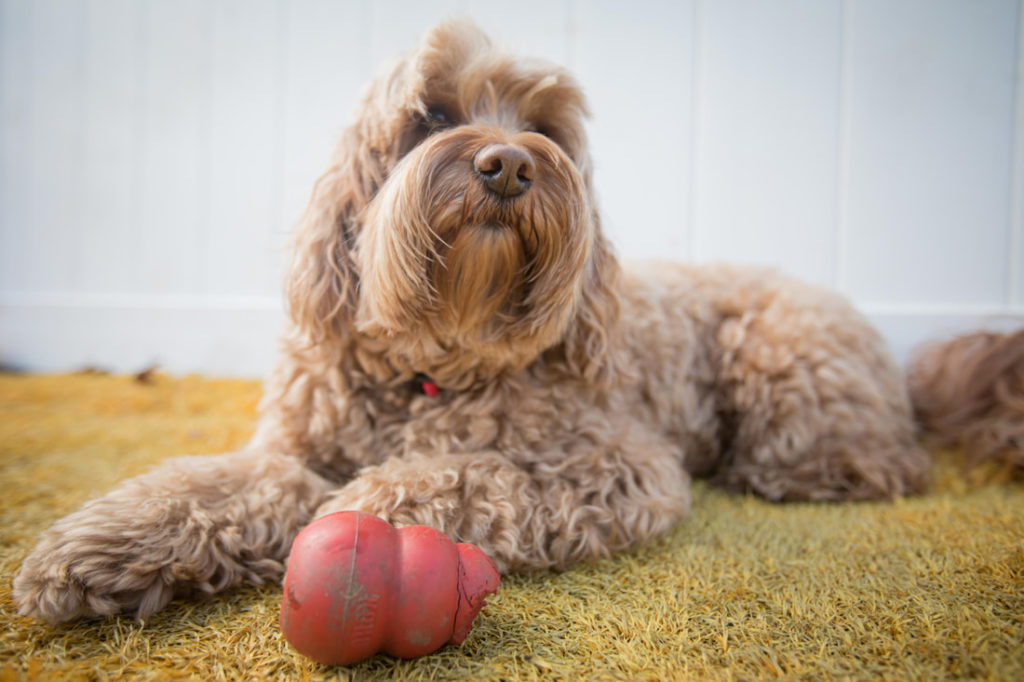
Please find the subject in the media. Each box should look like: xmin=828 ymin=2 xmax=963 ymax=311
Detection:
xmin=422 ymin=107 xmax=452 ymax=132
xmin=426 ymin=108 xmax=448 ymax=126
xmin=408 ymin=107 xmax=455 ymax=149
xmin=527 ymin=123 xmax=556 ymax=142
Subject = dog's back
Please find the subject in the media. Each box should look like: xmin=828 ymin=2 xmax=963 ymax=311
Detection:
xmin=617 ymin=261 xmax=929 ymax=500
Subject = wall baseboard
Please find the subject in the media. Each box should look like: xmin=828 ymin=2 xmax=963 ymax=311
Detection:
xmin=1 ymin=293 xmax=1022 ymax=376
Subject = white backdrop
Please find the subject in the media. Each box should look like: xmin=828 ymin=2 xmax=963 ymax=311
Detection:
xmin=1 ymin=0 xmax=1022 ymax=376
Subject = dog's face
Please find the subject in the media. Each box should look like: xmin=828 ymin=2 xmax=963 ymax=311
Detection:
xmin=287 ymin=21 xmax=618 ymax=387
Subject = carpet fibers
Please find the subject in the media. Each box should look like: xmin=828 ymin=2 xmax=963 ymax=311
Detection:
xmin=0 ymin=372 xmax=1021 ymax=680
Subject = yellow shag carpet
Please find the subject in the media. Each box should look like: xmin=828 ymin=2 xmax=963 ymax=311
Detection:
xmin=0 ymin=372 xmax=1022 ymax=681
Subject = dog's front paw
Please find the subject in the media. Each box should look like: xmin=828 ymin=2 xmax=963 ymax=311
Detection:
xmin=312 ymin=455 xmax=469 ymax=530
xmin=313 ymin=483 xmax=395 ymax=523
xmin=311 ymin=466 xmax=429 ymax=525
xmin=13 ymin=528 xmax=174 ymax=624
xmin=13 ymin=481 xmax=211 ymax=624
xmin=13 ymin=451 xmax=328 ymax=624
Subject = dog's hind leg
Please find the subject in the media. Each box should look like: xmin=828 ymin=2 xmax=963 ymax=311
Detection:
xmin=709 ymin=289 xmax=930 ymax=501
xmin=12 ymin=450 xmax=331 ymax=624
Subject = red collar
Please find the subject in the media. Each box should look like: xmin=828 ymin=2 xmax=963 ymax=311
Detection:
xmin=414 ymin=373 xmax=440 ymax=398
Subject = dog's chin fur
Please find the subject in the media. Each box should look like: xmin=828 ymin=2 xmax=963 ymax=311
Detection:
xmin=353 ymin=126 xmax=593 ymax=381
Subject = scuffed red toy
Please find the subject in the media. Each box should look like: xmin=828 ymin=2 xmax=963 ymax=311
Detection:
xmin=279 ymin=511 xmax=500 ymax=665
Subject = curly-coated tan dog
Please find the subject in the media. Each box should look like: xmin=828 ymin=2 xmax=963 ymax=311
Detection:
xmin=15 ymin=21 xmax=933 ymax=624
xmin=908 ymin=329 xmax=1024 ymax=476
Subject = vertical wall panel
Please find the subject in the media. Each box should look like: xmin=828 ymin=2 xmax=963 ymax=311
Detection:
xmin=693 ymin=0 xmax=841 ymax=286
xmin=205 ymin=0 xmax=287 ymax=296
xmin=0 ymin=0 xmax=34 ymax=291
xmin=77 ymin=0 xmax=142 ymax=293
xmin=843 ymin=0 xmax=1018 ymax=305
xmin=135 ymin=0 xmax=210 ymax=295
xmin=21 ymin=0 xmax=87 ymax=291
xmin=1013 ymin=0 xmax=1024 ymax=306
xmin=574 ymin=0 xmax=694 ymax=261
xmin=280 ymin=0 xmax=370 ymax=242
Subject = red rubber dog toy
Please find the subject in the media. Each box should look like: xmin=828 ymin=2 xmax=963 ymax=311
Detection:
xmin=279 ymin=511 xmax=500 ymax=665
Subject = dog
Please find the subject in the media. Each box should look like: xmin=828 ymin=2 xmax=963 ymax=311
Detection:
xmin=908 ymin=329 xmax=1024 ymax=476
xmin=14 ymin=20 xmax=941 ymax=624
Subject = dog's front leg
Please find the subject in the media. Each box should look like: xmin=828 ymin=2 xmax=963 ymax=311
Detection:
xmin=314 ymin=434 xmax=690 ymax=573
xmin=313 ymin=452 xmax=533 ymax=571
xmin=12 ymin=450 xmax=331 ymax=624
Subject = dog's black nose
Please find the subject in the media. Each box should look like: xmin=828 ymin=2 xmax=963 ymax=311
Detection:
xmin=473 ymin=144 xmax=535 ymax=198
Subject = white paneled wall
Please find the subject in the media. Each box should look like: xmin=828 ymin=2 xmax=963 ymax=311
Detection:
xmin=1 ymin=0 xmax=1022 ymax=376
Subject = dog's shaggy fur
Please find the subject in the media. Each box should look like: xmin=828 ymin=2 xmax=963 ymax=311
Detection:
xmin=14 ymin=21 xmax=936 ymax=624
xmin=908 ymin=329 xmax=1024 ymax=476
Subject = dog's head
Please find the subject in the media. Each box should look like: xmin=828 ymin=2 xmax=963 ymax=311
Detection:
xmin=286 ymin=21 xmax=619 ymax=388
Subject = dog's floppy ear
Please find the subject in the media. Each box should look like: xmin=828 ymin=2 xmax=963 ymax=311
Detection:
xmin=285 ymin=127 xmax=385 ymax=344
